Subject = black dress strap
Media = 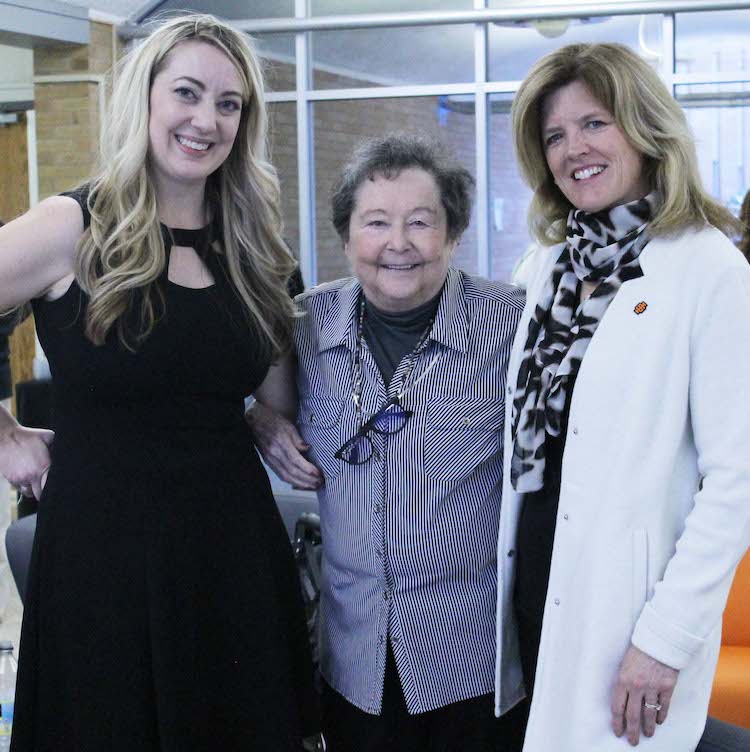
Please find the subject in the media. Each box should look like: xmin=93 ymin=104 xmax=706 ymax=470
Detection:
xmin=61 ymin=185 xmax=92 ymax=230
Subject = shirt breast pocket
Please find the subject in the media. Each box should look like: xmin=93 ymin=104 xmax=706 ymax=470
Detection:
xmin=298 ymin=396 xmax=347 ymax=481
xmin=422 ymin=399 xmax=504 ymax=482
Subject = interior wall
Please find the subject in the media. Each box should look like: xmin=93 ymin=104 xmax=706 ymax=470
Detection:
xmin=0 ymin=43 xmax=33 ymax=104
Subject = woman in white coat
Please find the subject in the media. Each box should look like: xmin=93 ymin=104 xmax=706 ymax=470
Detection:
xmin=495 ymin=42 xmax=750 ymax=751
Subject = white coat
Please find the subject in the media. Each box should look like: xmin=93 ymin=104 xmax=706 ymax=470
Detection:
xmin=494 ymin=226 xmax=750 ymax=751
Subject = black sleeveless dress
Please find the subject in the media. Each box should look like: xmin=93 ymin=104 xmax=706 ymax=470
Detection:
xmin=11 ymin=193 xmax=315 ymax=752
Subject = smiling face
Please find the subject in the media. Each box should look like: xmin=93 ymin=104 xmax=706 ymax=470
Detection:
xmin=541 ymin=80 xmax=650 ymax=213
xmin=148 ymin=40 xmax=245 ymax=194
xmin=345 ymin=168 xmax=455 ymax=313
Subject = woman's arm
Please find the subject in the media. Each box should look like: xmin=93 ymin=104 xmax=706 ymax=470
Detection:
xmin=613 ymin=252 xmax=750 ymax=745
xmin=0 ymin=196 xmax=81 ymax=497
xmin=253 ymin=349 xmax=299 ymax=422
xmin=0 ymin=196 xmax=82 ymax=307
xmin=250 ymin=351 xmax=323 ymax=490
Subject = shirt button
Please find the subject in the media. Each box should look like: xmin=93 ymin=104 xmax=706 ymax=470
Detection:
xmin=572 ymin=427 xmax=579 ymax=435
xmin=563 ymin=514 xmax=569 ymax=521
xmin=374 ymin=504 xmax=382 ymax=514
xmin=507 ymin=385 xmax=512 ymax=395
xmin=383 ymin=591 xmax=390 ymax=601
xmin=392 ymin=636 xmax=400 ymax=645
xmin=461 ymin=416 xmax=471 ymax=427
xmin=507 ymin=549 xmax=515 ymax=557
xmin=554 ymin=598 xmax=560 ymax=606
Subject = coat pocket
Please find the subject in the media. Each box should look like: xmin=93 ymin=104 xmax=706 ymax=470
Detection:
xmin=631 ymin=527 xmax=650 ymax=625
xmin=422 ymin=399 xmax=504 ymax=482
xmin=298 ymin=396 xmax=347 ymax=481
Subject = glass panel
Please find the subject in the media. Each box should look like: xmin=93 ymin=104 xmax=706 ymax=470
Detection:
xmin=252 ymin=33 xmax=296 ymax=93
xmin=268 ymin=103 xmax=300 ymax=261
xmin=488 ymin=93 xmax=533 ymax=283
xmin=312 ymin=0 xmax=472 ymax=15
xmin=312 ymin=25 xmax=474 ymax=89
xmin=151 ymin=0 xmax=294 ymax=20
xmin=489 ymin=14 xmax=663 ymax=83
xmin=676 ymin=82 xmax=750 ymax=213
xmin=676 ymin=11 xmax=750 ymax=76
xmin=312 ymin=97 xmax=477 ymax=284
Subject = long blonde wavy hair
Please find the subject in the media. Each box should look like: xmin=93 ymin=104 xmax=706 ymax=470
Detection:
xmin=77 ymin=13 xmax=297 ymax=356
xmin=512 ymin=42 xmax=739 ymax=247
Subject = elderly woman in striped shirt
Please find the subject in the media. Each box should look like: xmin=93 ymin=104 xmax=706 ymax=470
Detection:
xmin=249 ymin=133 xmax=525 ymax=751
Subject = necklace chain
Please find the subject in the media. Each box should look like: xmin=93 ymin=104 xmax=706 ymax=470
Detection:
xmin=351 ymin=295 xmax=435 ymax=428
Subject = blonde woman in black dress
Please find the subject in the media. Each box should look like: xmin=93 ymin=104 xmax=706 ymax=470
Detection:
xmin=0 ymin=15 xmax=315 ymax=751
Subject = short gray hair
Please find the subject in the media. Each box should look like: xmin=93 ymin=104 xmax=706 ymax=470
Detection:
xmin=331 ymin=133 xmax=475 ymax=243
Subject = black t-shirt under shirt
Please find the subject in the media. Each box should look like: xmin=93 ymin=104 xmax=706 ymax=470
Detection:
xmin=362 ymin=291 xmax=441 ymax=389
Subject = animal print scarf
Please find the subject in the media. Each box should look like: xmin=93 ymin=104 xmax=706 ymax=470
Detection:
xmin=510 ymin=193 xmax=658 ymax=493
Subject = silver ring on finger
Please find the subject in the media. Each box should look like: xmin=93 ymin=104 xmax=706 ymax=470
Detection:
xmin=643 ymin=701 xmax=662 ymax=712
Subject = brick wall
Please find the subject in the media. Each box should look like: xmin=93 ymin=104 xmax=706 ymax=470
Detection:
xmin=34 ymin=21 xmax=119 ymax=199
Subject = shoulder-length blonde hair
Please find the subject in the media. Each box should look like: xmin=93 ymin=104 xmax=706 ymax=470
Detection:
xmin=78 ymin=13 xmax=297 ymax=357
xmin=512 ymin=42 xmax=738 ymax=246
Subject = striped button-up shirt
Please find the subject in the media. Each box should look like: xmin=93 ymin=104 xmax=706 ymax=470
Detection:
xmin=295 ymin=268 xmax=524 ymax=715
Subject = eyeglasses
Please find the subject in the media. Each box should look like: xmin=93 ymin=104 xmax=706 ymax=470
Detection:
xmin=335 ymin=397 xmax=413 ymax=465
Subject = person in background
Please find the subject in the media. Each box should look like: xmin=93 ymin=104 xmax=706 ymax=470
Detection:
xmin=496 ymin=42 xmax=750 ymax=751
xmin=0 ymin=15 xmax=316 ymax=751
xmin=249 ymin=133 xmax=527 ymax=751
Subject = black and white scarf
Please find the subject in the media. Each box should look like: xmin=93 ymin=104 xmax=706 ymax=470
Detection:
xmin=510 ymin=193 xmax=658 ymax=493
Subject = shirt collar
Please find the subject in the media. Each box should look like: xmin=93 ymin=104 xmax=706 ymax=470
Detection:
xmin=317 ymin=277 xmax=361 ymax=354
xmin=429 ymin=268 xmax=469 ymax=353
xmin=315 ymin=267 xmax=469 ymax=354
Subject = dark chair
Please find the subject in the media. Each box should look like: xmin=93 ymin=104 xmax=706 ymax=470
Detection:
xmin=273 ymin=491 xmax=319 ymax=540
xmin=5 ymin=513 xmax=36 ymax=602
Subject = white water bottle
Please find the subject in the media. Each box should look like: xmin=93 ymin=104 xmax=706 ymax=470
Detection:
xmin=0 ymin=641 xmax=17 ymax=751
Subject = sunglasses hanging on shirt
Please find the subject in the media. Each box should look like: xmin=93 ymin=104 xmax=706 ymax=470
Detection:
xmin=335 ymin=295 xmax=442 ymax=466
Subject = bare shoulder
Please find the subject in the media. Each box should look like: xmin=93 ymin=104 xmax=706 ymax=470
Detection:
xmin=0 ymin=195 xmax=85 ymax=306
